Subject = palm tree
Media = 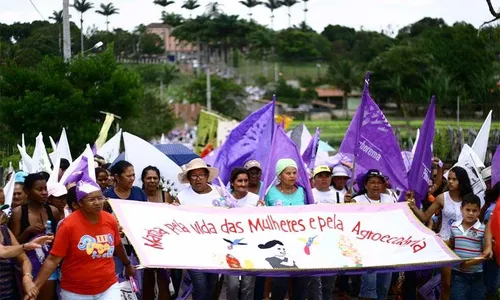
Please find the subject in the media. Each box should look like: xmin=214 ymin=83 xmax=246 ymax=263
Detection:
xmin=96 ymin=3 xmax=119 ymax=31
xmin=49 ymin=10 xmax=63 ymax=55
xmin=328 ymin=60 xmax=360 ymax=119
xmin=205 ymin=2 xmax=223 ymax=17
xmin=302 ymin=0 xmax=308 ymax=24
xmin=181 ymin=0 xmax=200 ymax=18
xmin=280 ymin=0 xmax=299 ymax=28
xmin=162 ymin=12 xmax=184 ymax=28
xmin=239 ymin=0 xmax=262 ymax=20
xmin=73 ymin=0 xmax=94 ymax=54
xmin=264 ymin=0 xmax=282 ymax=29
xmin=153 ymin=0 xmax=175 ymax=55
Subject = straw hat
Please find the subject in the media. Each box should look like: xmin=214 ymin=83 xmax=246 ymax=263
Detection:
xmin=178 ymin=158 xmax=219 ymax=184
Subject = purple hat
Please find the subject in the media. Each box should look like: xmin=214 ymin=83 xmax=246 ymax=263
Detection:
xmin=76 ymin=173 xmax=101 ymax=201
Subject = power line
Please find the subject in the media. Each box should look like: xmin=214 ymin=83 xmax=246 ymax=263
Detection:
xmin=28 ymin=0 xmax=46 ymax=21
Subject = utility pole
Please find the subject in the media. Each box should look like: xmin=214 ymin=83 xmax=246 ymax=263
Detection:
xmin=62 ymin=0 xmax=72 ymax=62
xmin=206 ymin=67 xmax=212 ymax=111
xmin=457 ymin=96 xmax=460 ymax=126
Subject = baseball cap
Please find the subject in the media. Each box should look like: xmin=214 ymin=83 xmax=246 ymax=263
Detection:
xmin=14 ymin=171 xmax=28 ymax=183
xmin=481 ymin=167 xmax=491 ymax=181
xmin=332 ymin=165 xmax=349 ymax=178
xmin=244 ymin=160 xmax=262 ymax=171
xmin=365 ymin=169 xmax=385 ymax=182
xmin=313 ymin=165 xmax=331 ymax=177
xmin=48 ymin=183 xmax=68 ymax=197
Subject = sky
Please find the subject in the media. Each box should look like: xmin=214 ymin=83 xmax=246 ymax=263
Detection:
xmin=0 ymin=0 xmax=496 ymax=34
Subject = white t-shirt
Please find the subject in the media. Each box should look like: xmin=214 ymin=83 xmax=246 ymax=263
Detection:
xmin=313 ymin=188 xmax=346 ymax=204
xmin=235 ymin=192 xmax=260 ymax=207
xmin=177 ymin=185 xmax=222 ymax=207
xmin=353 ymin=193 xmax=395 ymax=204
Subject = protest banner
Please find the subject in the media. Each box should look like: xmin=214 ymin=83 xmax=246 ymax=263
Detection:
xmin=217 ymin=120 xmax=239 ymax=147
xmin=109 ymin=200 xmax=462 ymax=276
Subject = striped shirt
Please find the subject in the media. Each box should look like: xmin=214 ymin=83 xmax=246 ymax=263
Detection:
xmin=450 ymin=219 xmax=485 ymax=273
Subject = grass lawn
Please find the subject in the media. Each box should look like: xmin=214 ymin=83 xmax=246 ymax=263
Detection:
xmin=291 ymin=119 xmax=500 ymax=147
xmin=236 ymin=61 xmax=324 ymax=81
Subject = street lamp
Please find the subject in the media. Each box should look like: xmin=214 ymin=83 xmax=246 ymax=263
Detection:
xmin=83 ymin=41 xmax=104 ymax=54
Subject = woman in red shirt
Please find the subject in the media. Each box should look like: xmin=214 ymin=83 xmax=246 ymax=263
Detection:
xmin=27 ymin=174 xmax=135 ymax=299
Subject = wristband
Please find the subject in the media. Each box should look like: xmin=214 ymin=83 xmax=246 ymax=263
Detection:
xmin=438 ymin=160 xmax=443 ymax=168
xmin=23 ymin=273 xmax=33 ymax=279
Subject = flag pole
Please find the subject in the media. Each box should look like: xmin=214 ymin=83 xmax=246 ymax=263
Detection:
xmin=348 ymin=72 xmax=370 ymax=194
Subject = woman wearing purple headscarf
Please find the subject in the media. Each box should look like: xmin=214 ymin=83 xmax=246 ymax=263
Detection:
xmin=25 ymin=174 xmax=135 ymax=300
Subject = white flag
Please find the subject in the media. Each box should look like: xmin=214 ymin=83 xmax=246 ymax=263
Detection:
xmin=471 ymin=111 xmax=492 ymax=163
xmin=123 ymin=132 xmax=188 ymax=197
xmin=31 ymin=133 xmax=52 ymax=173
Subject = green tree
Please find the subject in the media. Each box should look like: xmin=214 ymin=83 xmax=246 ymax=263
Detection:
xmin=73 ymin=0 xmax=94 ymax=54
xmin=139 ymin=33 xmax=165 ymax=55
xmin=0 ymin=47 xmax=143 ymax=150
xmin=264 ymin=0 xmax=282 ymax=29
xmin=96 ymin=3 xmax=120 ymax=31
xmin=302 ymin=0 xmax=308 ymax=24
xmin=153 ymin=0 xmax=175 ymax=54
xmin=280 ymin=0 xmax=300 ymax=28
xmin=182 ymin=0 xmax=201 ymax=18
xmin=162 ymin=12 xmax=184 ymax=28
xmin=327 ymin=60 xmax=361 ymax=119
xmin=239 ymin=0 xmax=262 ymax=20
xmin=185 ymin=75 xmax=246 ymax=119
xmin=49 ymin=10 xmax=63 ymax=55
xmin=275 ymin=29 xmax=321 ymax=62
xmin=122 ymin=90 xmax=177 ymax=138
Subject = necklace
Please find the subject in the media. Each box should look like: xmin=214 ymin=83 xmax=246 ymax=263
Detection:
xmin=278 ymin=185 xmax=296 ymax=194
xmin=364 ymin=194 xmax=381 ymax=204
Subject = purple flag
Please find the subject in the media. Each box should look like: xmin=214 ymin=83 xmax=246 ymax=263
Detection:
xmin=63 ymin=156 xmax=90 ymax=185
xmin=339 ymin=73 xmax=408 ymax=192
xmin=91 ymin=144 xmax=98 ymax=155
xmin=214 ymin=99 xmax=275 ymax=184
xmin=261 ymin=125 xmax=314 ymax=204
xmin=407 ymin=96 xmax=435 ymax=207
xmin=492 ymin=146 xmax=500 ymax=186
xmin=202 ymin=147 xmax=220 ymax=166
xmin=302 ymin=127 xmax=320 ymax=171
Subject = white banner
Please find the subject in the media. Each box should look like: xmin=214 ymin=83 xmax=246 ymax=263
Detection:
xmin=110 ymin=200 xmax=461 ymax=275
xmin=217 ymin=120 xmax=239 ymax=147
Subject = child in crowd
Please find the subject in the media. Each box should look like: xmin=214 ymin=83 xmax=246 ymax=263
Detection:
xmin=447 ymin=194 xmax=489 ymax=300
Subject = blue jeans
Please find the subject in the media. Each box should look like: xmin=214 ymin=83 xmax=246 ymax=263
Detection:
xmin=450 ymin=270 xmax=484 ymax=300
xmin=484 ymin=259 xmax=500 ymax=297
xmin=359 ymin=272 xmax=392 ymax=300
xmin=187 ymin=270 xmax=218 ymax=300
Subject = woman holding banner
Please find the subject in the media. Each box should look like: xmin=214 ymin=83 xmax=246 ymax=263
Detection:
xmin=408 ymin=166 xmax=474 ymax=300
xmin=226 ymin=168 xmax=259 ymax=300
xmin=141 ymin=166 xmax=173 ymax=300
xmin=176 ymin=158 xmax=222 ymax=300
xmin=26 ymin=174 xmax=135 ymax=300
xmin=264 ymin=158 xmax=312 ymax=300
xmin=352 ymin=169 xmax=394 ymax=300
